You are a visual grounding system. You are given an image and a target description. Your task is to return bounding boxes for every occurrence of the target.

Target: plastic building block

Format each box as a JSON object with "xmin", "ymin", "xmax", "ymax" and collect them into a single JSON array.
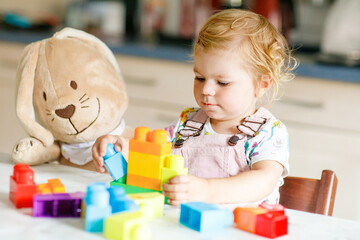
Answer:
[
  {"xmin": 129, "ymin": 127, "xmax": 171, "ymax": 156},
  {"xmin": 179, "ymin": 202, "xmax": 234, "ymax": 232},
  {"xmin": 33, "ymin": 192, "xmax": 85, "ymax": 217},
  {"xmin": 233, "ymin": 204, "xmax": 288, "ymax": 238},
  {"xmin": 256, "ymin": 211, "xmax": 288, "ymax": 238},
  {"xmin": 108, "ymin": 186, "xmax": 139, "ymax": 214},
  {"xmin": 37, "ymin": 178, "xmax": 66, "ymax": 194},
  {"xmin": 128, "ymin": 192, "xmax": 164, "ymax": 219},
  {"xmin": 9, "ymin": 163, "xmax": 37, "ymax": 208},
  {"xmin": 127, "ymin": 173, "xmax": 162, "ymax": 191},
  {"xmin": 84, "ymin": 182, "xmax": 112, "ymax": 232},
  {"xmin": 127, "ymin": 127, "xmax": 173, "ymax": 191},
  {"xmin": 103, "ymin": 143, "xmax": 127, "ymax": 181},
  {"xmin": 160, "ymin": 155, "xmax": 188, "ymax": 190},
  {"xmin": 104, "ymin": 211, "xmax": 151, "ymax": 240},
  {"xmin": 127, "ymin": 151, "xmax": 165, "ymax": 179},
  {"xmin": 233, "ymin": 207, "xmax": 267, "ymax": 233},
  {"xmin": 111, "ymin": 181, "xmax": 159, "ymax": 194},
  {"xmin": 259, "ymin": 202, "xmax": 286, "ymax": 214}
]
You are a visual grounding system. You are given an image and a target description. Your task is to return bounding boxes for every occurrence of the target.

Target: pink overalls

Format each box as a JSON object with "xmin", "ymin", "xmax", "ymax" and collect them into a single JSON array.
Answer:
[{"xmin": 172, "ymin": 108, "xmax": 271, "ymax": 179}]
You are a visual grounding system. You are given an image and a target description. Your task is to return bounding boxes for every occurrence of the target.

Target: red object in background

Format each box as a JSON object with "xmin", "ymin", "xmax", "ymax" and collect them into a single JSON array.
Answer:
[
  {"xmin": 9, "ymin": 163, "xmax": 37, "ymax": 208},
  {"xmin": 253, "ymin": 0, "xmax": 281, "ymax": 30},
  {"xmin": 256, "ymin": 211, "xmax": 288, "ymax": 238}
]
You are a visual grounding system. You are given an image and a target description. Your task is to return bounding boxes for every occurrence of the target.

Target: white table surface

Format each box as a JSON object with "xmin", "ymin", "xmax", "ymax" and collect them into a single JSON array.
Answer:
[{"xmin": 1, "ymin": 152, "xmax": 359, "ymax": 240}]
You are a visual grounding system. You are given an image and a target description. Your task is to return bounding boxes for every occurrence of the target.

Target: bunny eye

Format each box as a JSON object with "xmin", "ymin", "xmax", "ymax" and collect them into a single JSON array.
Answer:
[
  {"xmin": 70, "ymin": 80, "xmax": 77, "ymax": 90},
  {"xmin": 43, "ymin": 92, "xmax": 47, "ymax": 101}
]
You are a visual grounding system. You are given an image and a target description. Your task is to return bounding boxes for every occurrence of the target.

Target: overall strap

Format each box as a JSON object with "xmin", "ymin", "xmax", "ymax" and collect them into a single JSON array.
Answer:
[
  {"xmin": 174, "ymin": 109, "xmax": 208, "ymax": 148},
  {"xmin": 237, "ymin": 107, "xmax": 271, "ymax": 137}
]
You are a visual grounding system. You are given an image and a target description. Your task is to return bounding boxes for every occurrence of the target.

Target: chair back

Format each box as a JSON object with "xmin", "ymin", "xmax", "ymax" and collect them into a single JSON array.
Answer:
[{"xmin": 279, "ymin": 170, "xmax": 338, "ymax": 216}]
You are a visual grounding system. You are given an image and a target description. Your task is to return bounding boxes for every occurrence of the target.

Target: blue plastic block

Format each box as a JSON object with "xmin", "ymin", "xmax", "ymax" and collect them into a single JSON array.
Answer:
[
  {"xmin": 84, "ymin": 182, "xmax": 112, "ymax": 232},
  {"xmin": 179, "ymin": 202, "xmax": 234, "ymax": 232},
  {"xmin": 108, "ymin": 186, "xmax": 139, "ymax": 214},
  {"xmin": 104, "ymin": 144, "xmax": 127, "ymax": 181}
]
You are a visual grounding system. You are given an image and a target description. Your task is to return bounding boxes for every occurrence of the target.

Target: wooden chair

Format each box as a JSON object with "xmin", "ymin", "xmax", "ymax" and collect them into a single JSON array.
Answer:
[{"xmin": 279, "ymin": 169, "xmax": 338, "ymax": 216}]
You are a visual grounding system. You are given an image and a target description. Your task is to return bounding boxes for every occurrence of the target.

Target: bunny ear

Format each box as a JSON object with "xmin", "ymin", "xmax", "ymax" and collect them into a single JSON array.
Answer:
[
  {"xmin": 16, "ymin": 41, "xmax": 54, "ymax": 147},
  {"xmin": 53, "ymin": 27, "xmax": 121, "ymax": 74}
]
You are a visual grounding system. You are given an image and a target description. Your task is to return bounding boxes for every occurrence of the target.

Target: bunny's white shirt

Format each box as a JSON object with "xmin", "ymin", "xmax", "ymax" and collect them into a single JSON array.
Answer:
[{"xmin": 60, "ymin": 119, "xmax": 125, "ymax": 165}]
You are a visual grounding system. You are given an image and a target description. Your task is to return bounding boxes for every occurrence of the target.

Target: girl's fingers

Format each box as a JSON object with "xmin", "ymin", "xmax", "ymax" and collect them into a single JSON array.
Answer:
[
  {"xmin": 164, "ymin": 191, "xmax": 188, "ymax": 202},
  {"xmin": 162, "ymin": 183, "xmax": 188, "ymax": 192},
  {"xmin": 167, "ymin": 175, "xmax": 190, "ymax": 184},
  {"xmin": 168, "ymin": 199, "xmax": 186, "ymax": 206}
]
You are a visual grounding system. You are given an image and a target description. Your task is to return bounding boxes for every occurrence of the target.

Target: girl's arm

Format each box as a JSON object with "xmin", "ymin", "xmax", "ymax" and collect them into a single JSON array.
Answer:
[{"xmin": 162, "ymin": 160, "xmax": 283, "ymax": 205}]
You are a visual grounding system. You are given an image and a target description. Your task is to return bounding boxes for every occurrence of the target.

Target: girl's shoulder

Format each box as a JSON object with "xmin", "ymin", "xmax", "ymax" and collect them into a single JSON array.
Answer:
[{"xmin": 179, "ymin": 107, "xmax": 202, "ymax": 124}]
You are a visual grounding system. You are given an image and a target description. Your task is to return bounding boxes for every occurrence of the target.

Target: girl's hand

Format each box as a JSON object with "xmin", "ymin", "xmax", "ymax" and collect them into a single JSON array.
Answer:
[
  {"xmin": 162, "ymin": 175, "xmax": 209, "ymax": 206},
  {"xmin": 91, "ymin": 134, "xmax": 124, "ymax": 173}
]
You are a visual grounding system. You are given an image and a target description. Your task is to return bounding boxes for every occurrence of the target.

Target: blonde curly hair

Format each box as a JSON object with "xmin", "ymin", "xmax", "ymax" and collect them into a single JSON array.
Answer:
[{"xmin": 194, "ymin": 9, "xmax": 297, "ymax": 104}]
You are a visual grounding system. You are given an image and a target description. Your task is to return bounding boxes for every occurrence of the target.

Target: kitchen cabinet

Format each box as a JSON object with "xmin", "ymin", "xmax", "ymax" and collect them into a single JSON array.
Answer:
[{"xmin": 1, "ymin": 41, "xmax": 360, "ymax": 221}]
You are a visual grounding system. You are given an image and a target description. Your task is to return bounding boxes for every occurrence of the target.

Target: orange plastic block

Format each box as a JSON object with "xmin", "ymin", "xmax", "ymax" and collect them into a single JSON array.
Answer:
[
  {"xmin": 37, "ymin": 178, "xmax": 66, "ymax": 194},
  {"xmin": 127, "ymin": 151, "xmax": 167, "ymax": 179},
  {"xmin": 127, "ymin": 174, "xmax": 161, "ymax": 191},
  {"xmin": 233, "ymin": 207, "xmax": 267, "ymax": 233},
  {"xmin": 129, "ymin": 127, "xmax": 171, "ymax": 156}
]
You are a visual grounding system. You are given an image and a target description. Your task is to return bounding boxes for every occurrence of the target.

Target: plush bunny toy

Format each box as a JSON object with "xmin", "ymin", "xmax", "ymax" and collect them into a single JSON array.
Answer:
[{"xmin": 12, "ymin": 27, "xmax": 129, "ymax": 169}]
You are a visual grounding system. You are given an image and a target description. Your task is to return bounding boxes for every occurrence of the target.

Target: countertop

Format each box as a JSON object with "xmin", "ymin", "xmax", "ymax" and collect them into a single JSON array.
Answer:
[
  {"xmin": 1, "ymin": 153, "xmax": 360, "ymax": 240},
  {"xmin": 1, "ymin": 29, "xmax": 359, "ymax": 83}
]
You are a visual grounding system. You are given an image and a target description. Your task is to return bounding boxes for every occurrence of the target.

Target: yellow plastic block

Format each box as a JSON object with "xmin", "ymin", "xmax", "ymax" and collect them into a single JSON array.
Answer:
[
  {"xmin": 127, "ymin": 151, "xmax": 167, "ymax": 179},
  {"xmin": 127, "ymin": 174, "xmax": 161, "ymax": 191},
  {"xmin": 129, "ymin": 127, "xmax": 172, "ymax": 156},
  {"xmin": 37, "ymin": 183, "xmax": 52, "ymax": 194},
  {"xmin": 104, "ymin": 211, "xmax": 151, "ymax": 240},
  {"xmin": 233, "ymin": 207, "xmax": 268, "ymax": 233},
  {"xmin": 160, "ymin": 155, "xmax": 188, "ymax": 190},
  {"xmin": 128, "ymin": 192, "xmax": 164, "ymax": 219},
  {"xmin": 48, "ymin": 178, "xmax": 66, "ymax": 193},
  {"xmin": 37, "ymin": 178, "xmax": 66, "ymax": 194}
]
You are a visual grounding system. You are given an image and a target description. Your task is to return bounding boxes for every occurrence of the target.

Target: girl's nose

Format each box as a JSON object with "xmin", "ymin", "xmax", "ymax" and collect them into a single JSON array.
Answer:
[{"xmin": 202, "ymin": 81, "xmax": 216, "ymax": 96}]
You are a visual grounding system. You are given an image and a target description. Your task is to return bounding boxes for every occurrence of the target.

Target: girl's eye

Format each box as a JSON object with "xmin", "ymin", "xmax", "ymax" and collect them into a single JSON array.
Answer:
[
  {"xmin": 195, "ymin": 76, "xmax": 205, "ymax": 81},
  {"xmin": 217, "ymin": 81, "xmax": 230, "ymax": 86}
]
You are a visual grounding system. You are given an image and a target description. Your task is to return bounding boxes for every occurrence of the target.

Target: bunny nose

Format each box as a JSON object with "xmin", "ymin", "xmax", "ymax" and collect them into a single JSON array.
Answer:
[{"xmin": 55, "ymin": 104, "xmax": 75, "ymax": 119}]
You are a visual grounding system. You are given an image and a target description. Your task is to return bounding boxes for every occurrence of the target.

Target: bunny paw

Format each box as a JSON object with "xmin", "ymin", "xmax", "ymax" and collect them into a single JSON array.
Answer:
[{"xmin": 12, "ymin": 137, "xmax": 60, "ymax": 165}]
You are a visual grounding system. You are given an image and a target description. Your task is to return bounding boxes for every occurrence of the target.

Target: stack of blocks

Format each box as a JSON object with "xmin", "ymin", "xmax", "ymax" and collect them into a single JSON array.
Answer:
[
  {"xmin": 233, "ymin": 203, "xmax": 288, "ymax": 238},
  {"xmin": 84, "ymin": 182, "xmax": 164, "ymax": 240},
  {"xmin": 110, "ymin": 127, "xmax": 188, "ymax": 198}
]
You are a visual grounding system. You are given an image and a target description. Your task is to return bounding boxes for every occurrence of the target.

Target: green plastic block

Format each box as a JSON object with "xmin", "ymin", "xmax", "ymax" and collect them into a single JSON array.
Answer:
[{"xmin": 111, "ymin": 181, "xmax": 158, "ymax": 194}]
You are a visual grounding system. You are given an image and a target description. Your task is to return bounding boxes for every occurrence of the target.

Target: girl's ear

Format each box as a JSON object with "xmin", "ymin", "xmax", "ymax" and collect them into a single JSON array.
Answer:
[{"xmin": 255, "ymin": 75, "xmax": 273, "ymax": 98}]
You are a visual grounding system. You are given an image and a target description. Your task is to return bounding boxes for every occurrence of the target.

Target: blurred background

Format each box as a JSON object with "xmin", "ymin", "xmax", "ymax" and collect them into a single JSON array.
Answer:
[
  {"xmin": 0, "ymin": 0, "xmax": 359, "ymax": 222},
  {"xmin": 0, "ymin": 0, "xmax": 359, "ymax": 66}
]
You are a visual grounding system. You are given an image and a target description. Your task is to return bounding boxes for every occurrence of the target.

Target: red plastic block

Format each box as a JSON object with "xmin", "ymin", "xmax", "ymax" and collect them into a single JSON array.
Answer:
[
  {"xmin": 9, "ymin": 163, "xmax": 38, "ymax": 208},
  {"xmin": 259, "ymin": 202, "xmax": 285, "ymax": 215},
  {"xmin": 256, "ymin": 212, "xmax": 288, "ymax": 238}
]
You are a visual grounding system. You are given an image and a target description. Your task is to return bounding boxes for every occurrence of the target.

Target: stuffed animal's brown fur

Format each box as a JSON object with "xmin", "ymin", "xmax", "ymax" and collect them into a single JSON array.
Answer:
[{"xmin": 12, "ymin": 28, "xmax": 131, "ymax": 169}]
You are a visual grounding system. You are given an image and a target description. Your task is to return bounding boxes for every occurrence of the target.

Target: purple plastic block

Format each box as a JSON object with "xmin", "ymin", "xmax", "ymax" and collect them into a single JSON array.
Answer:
[{"xmin": 33, "ymin": 192, "xmax": 85, "ymax": 217}]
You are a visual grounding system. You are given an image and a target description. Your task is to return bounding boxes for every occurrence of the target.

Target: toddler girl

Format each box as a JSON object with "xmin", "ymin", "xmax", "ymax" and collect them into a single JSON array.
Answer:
[{"xmin": 92, "ymin": 9, "xmax": 296, "ymax": 206}]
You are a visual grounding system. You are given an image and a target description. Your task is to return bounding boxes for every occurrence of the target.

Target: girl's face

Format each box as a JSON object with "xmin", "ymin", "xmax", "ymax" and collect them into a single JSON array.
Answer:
[{"xmin": 193, "ymin": 48, "xmax": 263, "ymax": 126}]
